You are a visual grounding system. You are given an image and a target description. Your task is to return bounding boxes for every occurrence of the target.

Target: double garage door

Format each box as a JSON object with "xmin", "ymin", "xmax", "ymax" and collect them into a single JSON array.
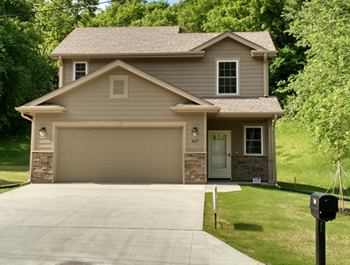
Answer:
[{"xmin": 56, "ymin": 128, "xmax": 182, "ymax": 183}]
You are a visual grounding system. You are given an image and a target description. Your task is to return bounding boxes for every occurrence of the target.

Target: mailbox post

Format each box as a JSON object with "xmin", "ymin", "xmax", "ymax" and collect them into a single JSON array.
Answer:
[{"xmin": 309, "ymin": 193, "xmax": 338, "ymax": 265}]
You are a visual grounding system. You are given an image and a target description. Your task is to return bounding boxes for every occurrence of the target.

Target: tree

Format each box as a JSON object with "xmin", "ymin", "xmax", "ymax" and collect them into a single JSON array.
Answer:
[
  {"xmin": 286, "ymin": 0, "xmax": 350, "ymax": 209},
  {"xmin": 0, "ymin": 0, "xmax": 57, "ymax": 136},
  {"xmin": 34, "ymin": 0, "xmax": 99, "ymax": 54}
]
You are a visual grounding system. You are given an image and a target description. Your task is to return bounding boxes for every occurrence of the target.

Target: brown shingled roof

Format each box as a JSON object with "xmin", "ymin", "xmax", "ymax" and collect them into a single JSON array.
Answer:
[
  {"xmin": 204, "ymin": 97, "xmax": 283, "ymax": 116},
  {"xmin": 50, "ymin": 26, "xmax": 276, "ymax": 57}
]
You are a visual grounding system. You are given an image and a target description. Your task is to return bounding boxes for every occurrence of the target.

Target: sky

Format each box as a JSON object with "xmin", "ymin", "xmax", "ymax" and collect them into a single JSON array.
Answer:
[{"xmin": 99, "ymin": 0, "xmax": 181, "ymax": 10}]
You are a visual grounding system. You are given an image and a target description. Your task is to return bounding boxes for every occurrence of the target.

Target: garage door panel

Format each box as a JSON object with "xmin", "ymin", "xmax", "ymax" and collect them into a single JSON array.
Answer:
[
  {"xmin": 119, "ymin": 170, "xmax": 135, "ymax": 181},
  {"xmin": 167, "ymin": 129, "xmax": 182, "ymax": 139},
  {"xmin": 88, "ymin": 154, "xmax": 104, "ymax": 167},
  {"xmin": 167, "ymin": 155, "xmax": 182, "ymax": 167},
  {"xmin": 167, "ymin": 141, "xmax": 182, "ymax": 152},
  {"xmin": 72, "ymin": 128, "xmax": 88, "ymax": 139},
  {"xmin": 104, "ymin": 156, "xmax": 118, "ymax": 166},
  {"xmin": 89, "ymin": 128, "xmax": 104, "ymax": 138},
  {"xmin": 75, "ymin": 155, "xmax": 89, "ymax": 167},
  {"xmin": 71, "ymin": 142, "xmax": 87, "ymax": 153},
  {"xmin": 136, "ymin": 141, "xmax": 150, "ymax": 153},
  {"xmin": 58, "ymin": 142, "xmax": 72, "ymax": 153},
  {"xmin": 151, "ymin": 142, "xmax": 166, "ymax": 153},
  {"xmin": 56, "ymin": 128, "xmax": 182, "ymax": 183},
  {"xmin": 135, "ymin": 155, "xmax": 151, "ymax": 166},
  {"xmin": 120, "ymin": 141, "xmax": 135, "ymax": 153},
  {"xmin": 58, "ymin": 155, "xmax": 72, "ymax": 167},
  {"xmin": 135, "ymin": 170, "xmax": 151, "ymax": 181},
  {"xmin": 119, "ymin": 129, "xmax": 135, "ymax": 139},
  {"xmin": 168, "ymin": 170, "xmax": 181, "ymax": 182},
  {"xmin": 151, "ymin": 155, "xmax": 166, "ymax": 166},
  {"xmin": 88, "ymin": 142, "xmax": 104, "ymax": 153}
]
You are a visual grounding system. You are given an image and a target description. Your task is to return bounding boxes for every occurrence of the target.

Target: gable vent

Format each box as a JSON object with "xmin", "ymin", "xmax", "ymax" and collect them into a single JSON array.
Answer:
[
  {"xmin": 110, "ymin": 75, "xmax": 128, "ymax": 98},
  {"xmin": 113, "ymin": 80, "xmax": 125, "ymax": 95}
]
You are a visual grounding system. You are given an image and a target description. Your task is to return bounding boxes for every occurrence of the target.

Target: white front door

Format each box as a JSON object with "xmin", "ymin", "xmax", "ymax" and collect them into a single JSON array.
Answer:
[{"xmin": 208, "ymin": 131, "xmax": 231, "ymax": 179}]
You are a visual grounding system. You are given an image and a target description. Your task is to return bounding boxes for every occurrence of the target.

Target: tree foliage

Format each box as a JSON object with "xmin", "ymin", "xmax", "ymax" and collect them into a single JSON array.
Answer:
[
  {"xmin": 34, "ymin": 0, "xmax": 99, "ymax": 54},
  {"xmin": 286, "ymin": 0, "xmax": 350, "ymax": 163},
  {"xmin": 0, "ymin": 0, "xmax": 57, "ymax": 136}
]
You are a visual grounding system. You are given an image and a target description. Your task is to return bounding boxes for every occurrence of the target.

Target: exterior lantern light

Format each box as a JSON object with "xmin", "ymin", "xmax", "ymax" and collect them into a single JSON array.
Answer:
[
  {"xmin": 39, "ymin": 127, "xmax": 46, "ymax": 136},
  {"xmin": 192, "ymin": 127, "xmax": 198, "ymax": 137}
]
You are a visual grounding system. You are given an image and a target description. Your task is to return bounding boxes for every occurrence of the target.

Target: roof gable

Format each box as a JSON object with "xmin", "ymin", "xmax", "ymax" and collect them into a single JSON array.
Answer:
[
  {"xmin": 191, "ymin": 31, "xmax": 268, "ymax": 52},
  {"xmin": 24, "ymin": 60, "xmax": 211, "ymax": 107},
  {"xmin": 49, "ymin": 26, "xmax": 276, "ymax": 58}
]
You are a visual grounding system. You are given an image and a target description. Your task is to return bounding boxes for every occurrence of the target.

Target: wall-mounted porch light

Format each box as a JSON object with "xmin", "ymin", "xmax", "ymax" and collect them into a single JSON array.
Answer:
[
  {"xmin": 192, "ymin": 127, "xmax": 198, "ymax": 137},
  {"xmin": 39, "ymin": 127, "xmax": 46, "ymax": 137}
]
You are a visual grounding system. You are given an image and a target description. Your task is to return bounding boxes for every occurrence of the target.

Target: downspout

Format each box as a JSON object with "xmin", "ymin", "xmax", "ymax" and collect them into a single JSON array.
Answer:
[
  {"xmin": 273, "ymin": 114, "xmax": 278, "ymax": 185},
  {"xmin": 263, "ymin": 53, "xmax": 269, "ymax": 97},
  {"xmin": 59, "ymin": 56, "xmax": 64, "ymax": 88}
]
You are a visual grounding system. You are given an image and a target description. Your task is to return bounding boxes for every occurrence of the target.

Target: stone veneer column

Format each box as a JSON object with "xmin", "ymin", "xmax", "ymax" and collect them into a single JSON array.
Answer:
[
  {"xmin": 231, "ymin": 156, "xmax": 269, "ymax": 182},
  {"xmin": 31, "ymin": 152, "xmax": 53, "ymax": 182},
  {"xmin": 184, "ymin": 153, "xmax": 207, "ymax": 184}
]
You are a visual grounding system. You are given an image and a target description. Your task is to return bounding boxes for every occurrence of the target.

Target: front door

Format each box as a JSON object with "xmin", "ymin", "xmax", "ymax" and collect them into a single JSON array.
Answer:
[{"xmin": 208, "ymin": 131, "xmax": 231, "ymax": 179}]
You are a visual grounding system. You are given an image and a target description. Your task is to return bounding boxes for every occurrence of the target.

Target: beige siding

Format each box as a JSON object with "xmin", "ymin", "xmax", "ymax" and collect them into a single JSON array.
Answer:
[
  {"xmin": 207, "ymin": 118, "xmax": 269, "ymax": 156},
  {"xmin": 35, "ymin": 68, "xmax": 204, "ymax": 152},
  {"xmin": 62, "ymin": 38, "xmax": 264, "ymax": 96}
]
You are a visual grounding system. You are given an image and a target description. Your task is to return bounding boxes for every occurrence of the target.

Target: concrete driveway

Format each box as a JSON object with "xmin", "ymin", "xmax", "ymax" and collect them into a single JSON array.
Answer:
[{"xmin": 0, "ymin": 184, "xmax": 262, "ymax": 265}]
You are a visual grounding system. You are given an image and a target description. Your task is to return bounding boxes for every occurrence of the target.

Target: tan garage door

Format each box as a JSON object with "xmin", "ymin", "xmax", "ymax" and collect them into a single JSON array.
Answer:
[{"xmin": 56, "ymin": 128, "xmax": 182, "ymax": 183}]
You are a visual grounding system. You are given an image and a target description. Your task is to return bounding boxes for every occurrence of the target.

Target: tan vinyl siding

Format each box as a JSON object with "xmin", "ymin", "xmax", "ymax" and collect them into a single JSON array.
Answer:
[
  {"xmin": 62, "ymin": 38, "xmax": 264, "ymax": 96},
  {"xmin": 35, "ymin": 68, "xmax": 204, "ymax": 152},
  {"xmin": 207, "ymin": 118, "xmax": 269, "ymax": 156}
]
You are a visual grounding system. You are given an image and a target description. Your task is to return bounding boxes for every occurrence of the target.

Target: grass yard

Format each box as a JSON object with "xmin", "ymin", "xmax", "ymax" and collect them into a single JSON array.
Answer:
[
  {"xmin": 204, "ymin": 119, "xmax": 350, "ymax": 265},
  {"xmin": 0, "ymin": 136, "xmax": 30, "ymax": 186},
  {"xmin": 204, "ymin": 186, "xmax": 350, "ymax": 265}
]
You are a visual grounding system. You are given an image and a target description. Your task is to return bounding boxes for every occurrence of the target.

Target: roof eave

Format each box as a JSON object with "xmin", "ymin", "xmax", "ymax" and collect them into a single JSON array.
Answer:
[
  {"xmin": 215, "ymin": 111, "xmax": 284, "ymax": 118},
  {"xmin": 15, "ymin": 106, "xmax": 66, "ymax": 114},
  {"xmin": 171, "ymin": 106, "xmax": 221, "ymax": 113},
  {"xmin": 251, "ymin": 50, "xmax": 277, "ymax": 58},
  {"xmin": 49, "ymin": 51, "xmax": 206, "ymax": 60}
]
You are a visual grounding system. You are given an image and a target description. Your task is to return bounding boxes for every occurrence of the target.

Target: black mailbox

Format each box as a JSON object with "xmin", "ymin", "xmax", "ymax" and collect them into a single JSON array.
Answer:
[{"xmin": 310, "ymin": 193, "xmax": 338, "ymax": 221}]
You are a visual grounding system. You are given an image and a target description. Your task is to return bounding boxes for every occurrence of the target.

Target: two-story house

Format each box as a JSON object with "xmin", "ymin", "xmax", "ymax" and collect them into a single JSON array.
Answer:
[{"xmin": 16, "ymin": 26, "xmax": 283, "ymax": 184}]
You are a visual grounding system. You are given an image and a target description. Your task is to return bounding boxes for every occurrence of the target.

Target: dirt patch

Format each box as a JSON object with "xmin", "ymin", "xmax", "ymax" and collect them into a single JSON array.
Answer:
[{"xmin": 339, "ymin": 208, "xmax": 350, "ymax": 216}]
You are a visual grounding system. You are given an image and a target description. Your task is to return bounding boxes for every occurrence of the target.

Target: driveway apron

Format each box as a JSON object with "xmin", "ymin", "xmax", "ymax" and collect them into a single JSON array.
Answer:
[{"xmin": 0, "ymin": 184, "xmax": 262, "ymax": 265}]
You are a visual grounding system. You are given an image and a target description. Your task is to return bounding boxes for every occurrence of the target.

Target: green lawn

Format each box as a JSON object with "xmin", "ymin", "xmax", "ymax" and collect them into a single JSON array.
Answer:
[
  {"xmin": 0, "ymin": 136, "xmax": 30, "ymax": 186},
  {"xmin": 204, "ymin": 119, "xmax": 350, "ymax": 265},
  {"xmin": 204, "ymin": 186, "xmax": 350, "ymax": 265}
]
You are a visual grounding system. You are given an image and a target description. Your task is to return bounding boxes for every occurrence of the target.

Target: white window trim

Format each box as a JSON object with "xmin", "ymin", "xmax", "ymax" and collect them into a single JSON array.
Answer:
[
  {"xmin": 109, "ymin": 75, "xmax": 128, "ymax": 98},
  {"xmin": 73, "ymin": 61, "xmax": 88, "ymax": 81},
  {"xmin": 216, "ymin": 59, "xmax": 240, "ymax": 96},
  {"xmin": 244, "ymin": 126, "xmax": 263, "ymax": 156}
]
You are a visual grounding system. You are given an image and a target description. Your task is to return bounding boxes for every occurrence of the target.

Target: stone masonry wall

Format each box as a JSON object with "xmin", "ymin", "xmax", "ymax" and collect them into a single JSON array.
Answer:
[
  {"xmin": 232, "ymin": 156, "xmax": 268, "ymax": 182},
  {"xmin": 184, "ymin": 153, "xmax": 206, "ymax": 183},
  {"xmin": 31, "ymin": 152, "xmax": 53, "ymax": 182}
]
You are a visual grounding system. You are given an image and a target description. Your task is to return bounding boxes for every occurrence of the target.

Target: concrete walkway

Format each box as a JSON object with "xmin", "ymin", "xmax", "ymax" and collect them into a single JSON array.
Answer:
[{"xmin": 0, "ymin": 184, "xmax": 262, "ymax": 265}]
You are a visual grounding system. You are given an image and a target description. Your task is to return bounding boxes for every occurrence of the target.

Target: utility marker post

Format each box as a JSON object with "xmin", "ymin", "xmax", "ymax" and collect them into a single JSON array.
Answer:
[{"xmin": 213, "ymin": 184, "xmax": 217, "ymax": 229}]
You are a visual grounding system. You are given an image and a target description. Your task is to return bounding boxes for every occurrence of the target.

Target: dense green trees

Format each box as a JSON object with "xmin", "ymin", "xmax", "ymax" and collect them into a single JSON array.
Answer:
[
  {"xmin": 286, "ymin": 0, "xmax": 350, "ymax": 163},
  {"xmin": 0, "ymin": 0, "xmax": 57, "ymax": 136}
]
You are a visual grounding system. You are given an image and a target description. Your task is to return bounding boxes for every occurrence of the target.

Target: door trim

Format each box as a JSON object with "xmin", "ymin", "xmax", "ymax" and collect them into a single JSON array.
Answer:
[{"xmin": 208, "ymin": 130, "xmax": 232, "ymax": 179}]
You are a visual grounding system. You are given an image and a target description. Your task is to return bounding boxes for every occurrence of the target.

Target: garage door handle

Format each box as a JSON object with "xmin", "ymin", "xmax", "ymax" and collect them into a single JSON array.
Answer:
[{"xmin": 227, "ymin": 153, "xmax": 231, "ymax": 157}]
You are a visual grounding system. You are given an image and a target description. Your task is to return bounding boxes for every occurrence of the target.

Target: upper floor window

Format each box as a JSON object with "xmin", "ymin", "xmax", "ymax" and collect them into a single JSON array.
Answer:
[
  {"xmin": 244, "ymin": 126, "xmax": 263, "ymax": 155},
  {"xmin": 74, "ymin": 62, "xmax": 88, "ymax": 80},
  {"xmin": 217, "ymin": 60, "xmax": 238, "ymax": 95}
]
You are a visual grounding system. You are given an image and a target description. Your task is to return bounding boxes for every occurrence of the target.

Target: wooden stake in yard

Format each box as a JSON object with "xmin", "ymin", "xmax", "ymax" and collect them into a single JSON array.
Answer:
[
  {"xmin": 294, "ymin": 177, "xmax": 297, "ymax": 187},
  {"xmin": 213, "ymin": 184, "xmax": 217, "ymax": 229}
]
